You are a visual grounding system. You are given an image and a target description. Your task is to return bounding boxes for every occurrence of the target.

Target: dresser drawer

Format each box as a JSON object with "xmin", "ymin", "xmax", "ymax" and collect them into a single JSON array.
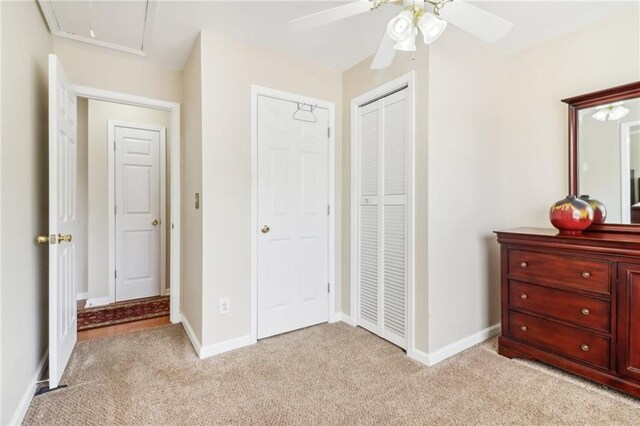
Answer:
[
  {"xmin": 509, "ymin": 281, "xmax": 611, "ymax": 332},
  {"xmin": 508, "ymin": 249, "xmax": 611, "ymax": 294},
  {"xmin": 509, "ymin": 311, "xmax": 610, "ymax": 369}
]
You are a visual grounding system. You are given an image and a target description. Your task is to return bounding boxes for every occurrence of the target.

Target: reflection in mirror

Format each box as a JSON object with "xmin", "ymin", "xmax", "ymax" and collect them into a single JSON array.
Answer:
[{"xmin": 578, "ymin": 97, "xmax": 640, "ymax": 224}]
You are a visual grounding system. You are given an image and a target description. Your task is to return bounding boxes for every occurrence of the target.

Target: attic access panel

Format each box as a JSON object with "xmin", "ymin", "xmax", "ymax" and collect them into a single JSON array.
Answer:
[{"xmin": 39, "ymin": 0, "xmax": 151, "ymax": 56}]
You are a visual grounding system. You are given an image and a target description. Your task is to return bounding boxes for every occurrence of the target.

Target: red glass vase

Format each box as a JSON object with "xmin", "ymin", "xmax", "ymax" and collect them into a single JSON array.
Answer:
[
  {"xmin": 549, "ymin": 195, "xmax": 594, "ymax": 235},
  {"xmin": 579, "ymin": 195, "xmax": 607, "ymax": 224}
]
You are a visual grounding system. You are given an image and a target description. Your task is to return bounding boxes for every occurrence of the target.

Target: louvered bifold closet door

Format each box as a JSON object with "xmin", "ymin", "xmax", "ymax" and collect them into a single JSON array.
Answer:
[
  {"xmin": 357, "ymin": 88, "xmax": 408, "ymax": 349},
  {"xmin": 358, "ymin": 101, "xmax": 381, "ymax": 333},
  {"xmin": 381, "ymin": 90, "xmax": 408, "ymax": 349}
]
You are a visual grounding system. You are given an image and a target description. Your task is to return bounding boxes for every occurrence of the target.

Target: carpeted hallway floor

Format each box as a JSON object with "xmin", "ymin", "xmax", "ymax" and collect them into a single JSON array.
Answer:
[{"xmin": 23, "ymin": 322, "xmax": 639, "ymax": 425}]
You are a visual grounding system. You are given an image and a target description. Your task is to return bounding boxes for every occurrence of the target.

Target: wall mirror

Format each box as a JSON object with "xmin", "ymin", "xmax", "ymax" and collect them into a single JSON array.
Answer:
[{"xmin": 563, "ymin": 81, "xmax": 640, "ymax": 230}]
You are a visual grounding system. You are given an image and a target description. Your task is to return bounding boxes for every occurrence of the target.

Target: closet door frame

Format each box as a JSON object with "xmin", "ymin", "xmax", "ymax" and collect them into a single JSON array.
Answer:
[{"xmin": 350, "ymin": 72, "xmax": 415, "ymax": 351}]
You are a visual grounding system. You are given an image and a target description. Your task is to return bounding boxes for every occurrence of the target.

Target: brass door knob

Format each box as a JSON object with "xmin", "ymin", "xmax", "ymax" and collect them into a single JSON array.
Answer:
[
  {"xmin": 36, "ymin": 235, "xmax": 53, "ymax": 244},
  {"xmin": 520, "ymin": 325, "xmax": 528, "ymax": 332},
  {"xmin": 581, "ymin": 308, "xmax": 590, "ymax": 315},
  {"xmin": 581, "ymin": 271, "xmax": 591, "ymax": 278},
  {"xmin": 520, "ymin": 262, "xmax": 528, "ymax": 268},
  {"xmin": 152, "ymin": 219, "xmax": 159, "ymax": 226},
  {"xmin": 261, "ymin": 225, "xmax": 271, "ymax": 234},
  {"xmin": 520, "ymin": 293, "xmax": 528, "ymax": 300},
  {"xmin": 57, "ymin": 234, "xmax": 72, "ymax": 243},
  {"xmin": 581, "ymin": 344, "xmax": 590, "ymax": 352}
]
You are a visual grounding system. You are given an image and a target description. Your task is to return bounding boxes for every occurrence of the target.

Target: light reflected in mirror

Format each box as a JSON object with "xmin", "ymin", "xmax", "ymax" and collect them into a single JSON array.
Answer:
[{"xmin": 578, "ymin": 97, "xmax": 640, "ymax": 224}]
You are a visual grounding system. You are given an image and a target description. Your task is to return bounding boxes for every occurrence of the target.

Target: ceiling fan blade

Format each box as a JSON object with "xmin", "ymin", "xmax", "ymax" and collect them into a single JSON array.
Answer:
[
  {"xmin": 370, "ymin": 33, "xmax": 396, "ymax": 70},
  {"xmin": 438, "ymin": 0, "xmax": 513, "ymax": 43},
  {"xmin": 290, "ymin": 1, "xmax": 373, "ymax": 31}
]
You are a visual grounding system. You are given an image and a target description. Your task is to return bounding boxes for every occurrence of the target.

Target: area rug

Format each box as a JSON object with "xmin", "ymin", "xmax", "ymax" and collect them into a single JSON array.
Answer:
[
  {"xmin": 77, "ymin": 296, "xmax": 170, "ymax": 330},
  {"xmin": 23, "ymin": 322, "xmax": 640, "ymax": 425}
]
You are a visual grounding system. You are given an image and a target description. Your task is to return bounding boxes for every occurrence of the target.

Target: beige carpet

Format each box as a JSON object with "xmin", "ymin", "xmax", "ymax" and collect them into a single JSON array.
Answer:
[{"xmin": 24, "ymin": 323, "xmax": 639, "ymax": 425}]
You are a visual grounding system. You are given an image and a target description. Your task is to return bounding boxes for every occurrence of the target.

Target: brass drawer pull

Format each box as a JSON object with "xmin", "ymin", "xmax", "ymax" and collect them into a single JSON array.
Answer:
[
  {"xmin": 581, "ymin": 308, "xmax": 590, "ymax": 315},
  {"xmin": 520, "ymin": 293, "xmax": 528, "ymax": 300},
  {"xmin": 581, "ymin": 271, "xmax": 591, "ymax": 278},
  {"xmin": 520, "ymin": 325, "xmax": 528, "ymax": 332},
  {"xmin": 581, "ymin": 344, "xmax": 590, "ymax": 352},
  {"xmin": 520, "ymin": 261, "xmax": 528, "ymax": 268}
]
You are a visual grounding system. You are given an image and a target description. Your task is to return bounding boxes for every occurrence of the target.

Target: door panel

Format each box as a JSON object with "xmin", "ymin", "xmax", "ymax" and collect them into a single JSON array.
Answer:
[
  {"xmin": 618, "ymin": 263, "xmax": 640, "ymax": 381},
  {"xmin": 257, "ymin": 95, "xmax": 329, "ymax": 339},
  {"xmin": 48, "ymin": 54, "xmax": 78, "ymax": 389},
  {"xmin": 115, "ymin": 126, "xmax": 161, "ymax": 302}
]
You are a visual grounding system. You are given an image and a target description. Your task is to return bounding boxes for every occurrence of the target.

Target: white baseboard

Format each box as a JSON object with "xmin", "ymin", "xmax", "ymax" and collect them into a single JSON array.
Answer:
[
  {"xmin": 337, "ymin": 312, "xmax": 355, "ymax": 326},
  {"xmin": 416, "ymin": 323, "xmax": 501, "ymax": 367},
  {"xmin": 328, "ymin": 311, "xmax": 341, "ymax": 323},
  {"xmin": 199, "ymin": 334, "xmax": 253, "ymax": 359},
  {"xmin": 75, "ymin": 292, "xmax": 89, "ymax": 301},
  {"xmin": 84, "ymin": 296, "xmax": 110, "ymax": 308},
  {"xmin": 9, "ymin": 350, "xmax": 48, "ymax": 426},
  {"xmin": 407, "ymin": 347, "xmax": 430, "ymax": 366},
  {"xmin": 180, "ymin": 314, "xmax": 202, "ymax": 356}
]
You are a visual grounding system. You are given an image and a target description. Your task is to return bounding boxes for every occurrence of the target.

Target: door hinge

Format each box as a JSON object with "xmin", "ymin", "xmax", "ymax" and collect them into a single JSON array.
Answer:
[
  {"xmin": 327, "ymin": 127, "xmax": 331, "ymax": 138},
  {"xmin": 328, "ymin": 282, "xmax": 330, "ymax": 293},
  {"xmin": 114, "ymin": 141, "xmax": 116, "ymax": 151},
  {"xmin": 327, "ymin": 205, "xmax": 330, "ymax": 216},
  {"xmin": 115, "ymin": 270, "xmax": 117, "ymax": 279},
  {"xmin": 114, "ymin": 205, "xmax": 117, "ymax": 215}
]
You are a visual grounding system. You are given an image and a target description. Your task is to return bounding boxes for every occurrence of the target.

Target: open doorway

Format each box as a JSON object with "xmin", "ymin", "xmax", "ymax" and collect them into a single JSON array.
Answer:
[{"xmin": 75, "ymin": 98, "xmax": 172, "ymax": 329}]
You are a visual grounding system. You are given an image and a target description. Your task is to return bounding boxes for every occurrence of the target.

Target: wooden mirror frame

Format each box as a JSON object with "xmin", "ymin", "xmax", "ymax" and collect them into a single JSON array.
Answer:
[{"xmin": 562, "ymin": 81, "xmax": 640, "ymax": 233}]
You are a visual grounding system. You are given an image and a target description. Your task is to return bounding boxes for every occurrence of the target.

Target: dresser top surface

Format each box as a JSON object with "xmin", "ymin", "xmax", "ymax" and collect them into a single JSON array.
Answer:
[{"xmin": 495, "ymin": 227, "xmax": 640, "ymax": 245}]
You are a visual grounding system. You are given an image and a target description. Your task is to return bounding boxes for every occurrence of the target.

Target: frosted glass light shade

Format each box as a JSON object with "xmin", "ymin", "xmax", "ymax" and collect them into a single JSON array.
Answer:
[
  {"xmin": 418, "ymin": 13, "xmax": 447, "ymax": 44},
  {"xmin": 608, "ymin": 105, "xmax": 629, "ymax": 121},
  {"xmin": 394, "ymin": 28, "xmax": 417, "ymax": 51},
  {"xmin": 592, "ymin": 103, "xmax": 630, "ymax": 121},
  {"xmin": 387, "ymin": 10, "xmax": 414, "ymax": 42}
]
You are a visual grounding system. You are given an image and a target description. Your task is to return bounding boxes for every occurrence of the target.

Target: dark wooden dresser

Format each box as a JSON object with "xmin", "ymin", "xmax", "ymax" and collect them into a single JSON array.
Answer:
[{"xmin": 496, "ymin": 228, "xmax": 640, "ymax": 397}]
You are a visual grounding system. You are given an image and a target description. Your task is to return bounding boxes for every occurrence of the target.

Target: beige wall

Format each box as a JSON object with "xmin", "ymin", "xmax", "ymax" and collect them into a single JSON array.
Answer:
[
  {"xmin": 502, "ymin": 10, "xmax": 640, "ymax": 230},
  {"xmin": 181, "ymin": 36, "xmax": 203, "ymax": 342},
  {"xmin": 199, "ymin": 32, "xmax": 343, "ymax": 347},
  {"xmin": 426, "ymin": 27, "xmax": 507, "ymax": 352},
  {"xmin": 0, "ymin": 1, "xmax": 51, "ymax": 423},
  {"xmin": 77, "ymin": 98, "xmax": 89, "ymax": 295},
  {"xmin": 87, "ymin": 99, "xmax": 171, "ymax": 300},
  {"xmin": 342, "ymin": 45, "xmax": 429, "ymax": 351},
  {"xmin": 52, "ymin": 38, "xmax": 182, "ymax": 103}
]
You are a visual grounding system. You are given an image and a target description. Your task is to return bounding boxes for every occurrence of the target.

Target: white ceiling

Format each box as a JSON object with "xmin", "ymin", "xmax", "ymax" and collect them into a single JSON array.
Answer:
[{"xmin": 44, "ymin": 1, "xmax": 639, "ymax": 72}]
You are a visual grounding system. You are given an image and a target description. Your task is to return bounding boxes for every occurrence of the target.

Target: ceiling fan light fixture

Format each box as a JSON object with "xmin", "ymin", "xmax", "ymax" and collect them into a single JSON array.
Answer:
[
  {"xmin": 387, "ymin": 10, "xmax": 415, "ymax": 42},
  {"xmin": 608, "ymin": 105, "xmax": 630, "ymax": 121},
  {"xmin": 418, "ymin": 12, "xmax": 447, "ymax": 44},
  {"xmin": 394, "ymin": 27, "xmax": 417, "ymax": 52},
  {"xmin": 592, "ymin": 102, "xmax": 630, "ymax": 121}
]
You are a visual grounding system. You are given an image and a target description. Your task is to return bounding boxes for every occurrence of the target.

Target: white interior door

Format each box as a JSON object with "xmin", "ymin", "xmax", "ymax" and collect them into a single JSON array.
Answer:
[
  {"xmin": 114, "ymin": 125, "xmax": 161, "ymax": 302},
  {"xmin": 48, "ymin": 54, "xmax": 78, "ymax": 389},
  {"xmin": 357, "ymin": 88, "xmax": 408, "ymax": 349},
  {"xmin": 257, "ymin": 95, "xmax": 329, "ymax": 339}
]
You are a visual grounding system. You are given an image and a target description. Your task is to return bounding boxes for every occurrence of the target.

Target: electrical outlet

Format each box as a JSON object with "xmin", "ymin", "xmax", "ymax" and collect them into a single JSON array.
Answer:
[{"xmin": 219, "ymin": 297, "xmax": 230, "ymax": 314}]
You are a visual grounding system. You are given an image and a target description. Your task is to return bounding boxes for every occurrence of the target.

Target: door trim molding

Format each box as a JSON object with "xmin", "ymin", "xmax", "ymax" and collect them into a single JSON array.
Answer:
[
  {"xmin": 74, "ymin": 85, "xmax": 181, "ymax": 323},
  {"xmin": 350, "ymin": 72, "xmax": 415, "ymax": 352},
  {"xmin": 108, "ymin": 120, "xmax": 167, "ymax": 303},
  {"xmin": 250, "ymin": 85, "xmax": 337, "ymax": 344}
]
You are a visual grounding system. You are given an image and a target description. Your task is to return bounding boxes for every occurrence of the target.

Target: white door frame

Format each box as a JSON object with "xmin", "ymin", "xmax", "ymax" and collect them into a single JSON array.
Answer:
[
  {"xmin": 350, "ymin": 72, "xmax": 415, "ymax": 352},
  {"xmin": 620, "ymin": 120, "xmax": 640, "ymax": 223},
  {"xmin": 74, "ymin": 85, "xmax": 181, "ymax": 323},
  {"xmin": 108, "ymin": 120, "xmax": 167, "ymax": 302},
  {"xmin": 250, "ymin": 85, "xmax": 337, "ymax": 344}
]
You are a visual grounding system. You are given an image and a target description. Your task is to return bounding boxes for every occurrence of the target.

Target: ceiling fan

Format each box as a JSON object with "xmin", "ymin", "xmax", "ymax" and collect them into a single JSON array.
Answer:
[{"xmin": 290, "ymin": 0, "xmax": 514, "ymax": 70}]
